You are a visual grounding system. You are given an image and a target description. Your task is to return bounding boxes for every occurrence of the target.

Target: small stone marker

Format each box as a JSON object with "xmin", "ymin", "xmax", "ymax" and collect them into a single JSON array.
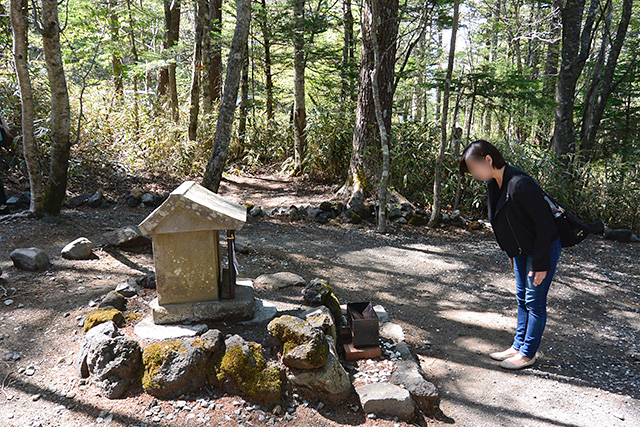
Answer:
[
  {"xmin": 355, "ymin": 382, "xmax": 415, "ymax": 420},
  {"xmin": 138, "ymin": 181, "xmax": 250, "ymax": 324}
]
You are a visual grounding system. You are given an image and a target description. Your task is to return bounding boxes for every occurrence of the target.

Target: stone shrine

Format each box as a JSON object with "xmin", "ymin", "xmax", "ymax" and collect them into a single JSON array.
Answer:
[{"xmin": 139, "ymin": 181, "xmax": 254, "ymax": 324}]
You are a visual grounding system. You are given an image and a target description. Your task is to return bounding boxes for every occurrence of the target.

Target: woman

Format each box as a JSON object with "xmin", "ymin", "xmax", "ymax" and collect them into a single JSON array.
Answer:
[{"xmin": 459, "ymin": 140, "xmax": 562, "ymax": 370}]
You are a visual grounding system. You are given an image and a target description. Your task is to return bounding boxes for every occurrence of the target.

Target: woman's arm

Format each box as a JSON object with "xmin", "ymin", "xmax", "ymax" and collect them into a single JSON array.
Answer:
[{"xmin": 513, "ymin": 177, "xmax": 558, "ymax": 272}]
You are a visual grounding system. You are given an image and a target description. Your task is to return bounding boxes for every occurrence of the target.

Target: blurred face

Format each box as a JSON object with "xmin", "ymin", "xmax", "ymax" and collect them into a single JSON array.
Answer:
[{"xmin": 466, "ymin": 154, "xmax": 496, "ymax": 182}]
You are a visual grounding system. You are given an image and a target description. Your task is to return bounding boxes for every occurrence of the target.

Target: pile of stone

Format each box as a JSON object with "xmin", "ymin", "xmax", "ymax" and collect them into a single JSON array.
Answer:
[
  {"xmin": 122, "ymin": 189, "xmax": 168, "ymax": 208},
  {"xmin": 267, "ymin": 312, "xmax": 352, "ymax": 403},
  {"xmin": 246, "ymin": 198, "xmax": 487, "ymax": 231}
]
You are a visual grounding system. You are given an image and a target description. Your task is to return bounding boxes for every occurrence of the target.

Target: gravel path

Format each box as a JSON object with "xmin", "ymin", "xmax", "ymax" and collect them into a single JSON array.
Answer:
[{"xmin": 0, "ymin": 173, "xmax": 638, "ymax": 426}]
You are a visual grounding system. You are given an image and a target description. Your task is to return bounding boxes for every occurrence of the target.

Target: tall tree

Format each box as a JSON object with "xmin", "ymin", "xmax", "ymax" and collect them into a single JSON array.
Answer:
[
  {"xmin": 10, "ymin": 0, "xmax": 44, "ymax": 213},
  {"xmin": 157, "ymin": 0, "xmax": 181, "ymax": 122},
  {"xmin": 259, "ymin": 0, "xmax": 274, "ymax": 123},
  {"xmin": 39, "ymin": 0, "xmax": 72, "ymax": 214},
  {"xmin": 188, "ymin": 0, "xmax": 207, "ymax": 141},
  {"xmin": 109, "ymin": 0, "xmax": 123, "ymax": 96},
  {"xmin": 341, "ymin": 0, "xmax": 355, "ymax": 100},
  {"xmin": 370, "ymin": 0, "xmax": 391, "ymax": 233},
  {"xmin": 552, "ymin": 0, "xmax": 599, "ymax": 159},
  {"xmin": 11, "ymin": 0, "xmax": 72, "ymax": 215},
  {"xmin": 292, "ymin": 0, "xmax": 307, "ymax": 171},
  {"xmin": 580, "ymin": 0, "xmax": 634, "ymax": 157},
  {"xmin": 202, "ymin": 0, "xmax": 252, "ymax": 192},
  {"xmin": 429, "ymin": 0, "xmax": 459, "ymax": 227},
  {"xmin": 339, "ymin": 0, "xmax": 398, "ymax": 203},
  {"xmin": 202, "ymin": 0, "xmax": 222, "ymax": 114}
]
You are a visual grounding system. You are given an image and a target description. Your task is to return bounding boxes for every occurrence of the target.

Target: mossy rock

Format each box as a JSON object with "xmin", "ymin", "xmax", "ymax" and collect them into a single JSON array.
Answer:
[
  {"xmin": 217, "ymin": 335, "xmax": 282, "ymax": 405},
  {"xmin": 141, "ymin": 336, "xmax": 215, "ymax": 400},
  {"xmin": 98, "ymin": 290, "xmax": 127, "ymax": 311},
  {"xmin": 84, "ymin": 308, "xmax": 125, "ymax": 332},
  {"xmin": 468, "ymin": 220, "xmax": 483, "ymax": 231},
  {"xmin": 408, "ymin": 214, "xmax": 428, "ymax": 226},
  {"xmin": 302, "ymin": 278, "xmax": 342, "ymax": 327},
  {"xmin": 345, "ymin": 210, "xmax": 363, "ymax": 224},
  {"xmin": 267, "ymin": 315, "xmax": 329, "ymax": 370}
]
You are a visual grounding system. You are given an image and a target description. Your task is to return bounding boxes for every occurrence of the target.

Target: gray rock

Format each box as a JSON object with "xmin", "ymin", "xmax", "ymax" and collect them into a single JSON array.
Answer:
[
  {"xmin": 380, "ymin": 322, "xmax": 405, "ymax": 343},
  {"xmin": 115, "ymin": 280, "xmax": 139, "ymax": 297},
  {"xmin": 347, "ymin": 191, "xmax": 366, "ymax": 213},
  {"xmin": 631, "ymin": 234, "xmax": 640, "ymax": 243},
  {"xmin": 77, "ymin": 321, "xmax": 120, "ymax": 378},
  {"xmin": 87, "ymin": 336, "xmax": 143, "ymax": 398},
  {"xmin": 390, "ymin": 362, "xmax": 438, "ymax": 414},
  {"xmin": 135, "ymin": 272, "xmax": 156, "ymax": 289},
  {"xmin": 65, "ymin": 193, "xmax": 92, "ymax": 209},
  {"xmin": 235, "ymin": 238, "xmax": 251, "ymax": 254},
  {"xmin": 355, "ymin": 383, "xmax": 415, "ymax": 421},
  {"xmin": 10, "ymin": 248, "xmax": 50, "ymax": 271},
  {"xmin": 299, "ymin": 306, "xmax": 337, "ymax": 342},
  {"xmin": 239, "ymin": 299, "xmax": 278, "ymax": 326},
  {"xmin": 604, "ymin": 228, "xmax": 634, "ymax": 243},
  {"xmin": 254, "ymin": 272, "xmax": 306, "ymax": 290},
  {"xmin": 140, "ymin": 193, "xmax": 156, "ymax": 206},
  {"xmin": 451, "ymin": 210, "xmax": 461, "ymax": 220},
  {"xmin": 87, "ymin": 192, "xmax": 104, "ymax": 208},
  {"xmin": 142, "ymin": 332, "xmax": 226, "ymax": 399},
  {"xmin": 103, "ymin": 225, "xmax": 150, "ymax": 248},
  {"xmin": 302, "ymin": 278, "xmax": 342, "ymax": 327},
  {"xmin": 99, "ymin": 291, "xmax": 127, "ymax": 311},
  {"xmin": 373, "ymin": 305, "xmax": 389, "ymax": 324},
  {"xmin": 267, "ymin": 315, "xmax": 329, "ymax": 370},
  {"xmin": 61, "ymin": 237, "xmax": 93, "ymax": 260},
  {"xmin": 287, "ymin": 337, "xmax": 352, "ymax": 403},
  {"xmin": 388, "ymin": 207, "xmax": 403, "ymax": 221},
  {"xmin": 307, "ymin": 207, "xmax": 324, "ymax": 221},
  {"xmin": 249, "ymin": 206, "xmax": 262, "ymax": 217}
]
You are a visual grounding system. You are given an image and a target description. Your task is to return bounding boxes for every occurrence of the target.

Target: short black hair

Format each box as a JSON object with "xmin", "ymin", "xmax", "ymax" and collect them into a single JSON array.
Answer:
[{"xmin": 459, "ymin": 139, "xmax": 506, "ymax": 175}]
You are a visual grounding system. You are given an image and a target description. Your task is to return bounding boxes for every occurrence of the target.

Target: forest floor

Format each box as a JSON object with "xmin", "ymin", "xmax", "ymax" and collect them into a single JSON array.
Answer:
[{"xmin": 0, "ymin": 171, "xmax": 639, "ymax": 427}]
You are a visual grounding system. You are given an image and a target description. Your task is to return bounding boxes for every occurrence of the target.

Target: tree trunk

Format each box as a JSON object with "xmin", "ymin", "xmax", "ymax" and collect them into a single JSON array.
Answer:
[
  {"xmin": 580, "ymin": 0, "xmax": 633, "ymax": 157},
  {"xmin": 369, "ymin": 0, "xmax": 392, "ymax": 233},
  {"xmin": 188, "ymin": 0, "xmax": 206, "ymax": 141},
  {"xmin": 125, "ymin": 0, "xmax": 140, "ymax": 131},
  {"xmin": 238, "ymin": 42, "xmax": 249, "ymax": 147},
  {"xmin": 293, "ymin": 0, "xmax": 307, "ymax": 171},
  {"xmin": 434, "ymin": 26, "xmax": 442, "ymax": 123},
  {"xmin": 109, "ymin": 0, "xmax": 123, "ymax": 96},
  {"xmin": 203, "ymin": 0, "xmax": 222, "ymax": 113},
  {"xmin": 338, "ymin": 0, "xmax": 398, "ymax": 202},
  {"xmin": 429, "ymin": 0, "xmax": 459, "ymax": 227},
  {"xmin": 158, "ymin": 0, "xmax": 181, "ymax": 122},
  {"xmin": 259, "ymin": 0, "xmax": 274, "ymax": 123},
  {"xmin": 341, "ymin": 0, "xmax": 355, "ymax": 101},
  {"xmin": 202, "ymin": 0, "xmax": 251, "ymax": 192},
  {"xmin": 552, "ymin": 0, "xmax": 599, "ymax": 159},
  {"xmin": 11, "ymin": 0, "xmax": 45, "ymax": 214},
  {"xmin": 39, "ymin": 0, "xmax": 71, "ymax": 215}
]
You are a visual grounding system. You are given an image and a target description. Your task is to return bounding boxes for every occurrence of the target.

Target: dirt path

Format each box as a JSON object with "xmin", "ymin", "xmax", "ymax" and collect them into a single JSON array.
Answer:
[{"xmin": 0, "ymin": 173, "xmax": 638, "ymax": 427}]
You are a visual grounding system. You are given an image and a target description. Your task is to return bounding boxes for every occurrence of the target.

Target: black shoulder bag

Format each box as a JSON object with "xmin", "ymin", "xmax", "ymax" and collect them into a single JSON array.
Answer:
[{"xmin": 542, "ymin": 193, "xmax": 603, "ymax": 248}]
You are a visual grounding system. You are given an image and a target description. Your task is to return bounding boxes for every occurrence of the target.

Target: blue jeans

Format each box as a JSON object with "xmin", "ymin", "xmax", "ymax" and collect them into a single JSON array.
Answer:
[{"xmin": 511, "ymin": 237, "xmax": 562, "ymax": 358}]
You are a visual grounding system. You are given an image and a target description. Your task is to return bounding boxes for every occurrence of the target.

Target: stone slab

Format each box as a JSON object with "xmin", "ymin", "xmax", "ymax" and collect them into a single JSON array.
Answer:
[
  {"xmin": 355, "ymin": 382, "xmax": 415, "ymax": 421},
  {"xmin": 239, "ymin": 298, "xmax": 278, "ymax": 326},
  {"xmin": 133, "ymin": 317, "xmax": 208, "ymax": 340},
  {"xmin": 151, "ymin": 280, "xmax": 255, "ymax": 325}
]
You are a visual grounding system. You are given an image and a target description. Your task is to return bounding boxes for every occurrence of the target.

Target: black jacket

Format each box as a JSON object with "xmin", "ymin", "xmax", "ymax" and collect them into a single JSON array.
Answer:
[{"xmin": 487, "ymin": 164, "xmax": 559, "ymax": 271}]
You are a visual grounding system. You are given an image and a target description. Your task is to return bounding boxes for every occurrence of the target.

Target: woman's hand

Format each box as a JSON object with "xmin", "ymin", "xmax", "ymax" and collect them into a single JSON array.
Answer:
[
  {"xmin": 528, "ymin": 270, "xmax": 547, "ymax": 286},
  {"xmin": 509, "ymin": 258, "xmax": 514, "ymax": 269}
]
